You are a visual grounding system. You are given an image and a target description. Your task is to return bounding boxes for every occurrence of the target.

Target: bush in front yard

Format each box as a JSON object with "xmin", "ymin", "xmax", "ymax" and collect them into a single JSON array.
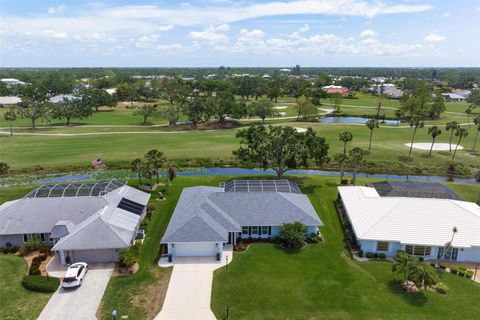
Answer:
[
  {"xmin": 119, "ymin": 243, "xmax": 142, "ymax": 268},
  {"xmin": 379, "ymin": 253, "xmax": 386, "ymax": 259},
  {"xmin": 1, "ymin": 246, "xmax": 19, "ymax": 254},
  {"xmin": 279, "ymin": 221, "xmax": 307, "ymax": 249},
  {"xmin": 307, "ymin": 233, "xmax": 320, "ymax": 244},
  {"xmin": 358, "ymin": 250, "xmax": 364, "ymax": 258},
  {"xmin": 458, "ymin": 270, "xmax": 466, "ymax": 277},
  {"xmin": 366, "ymin": 252, "xmax": 373, "ymax": 259},
  {"xmin": 25, "ymin": 236, "xmax": 42, "ymax": 252},
  {"xmin": 466, "ymin": 270, "xmax": 474, "ymax": 279},
  {"xmin": 22, "ymin": 275, "xmax": 60, "ymax": 293},
  {"xmin": 450, "ymin": 267, "xmax": 458, "ymax": 275},
  {"xmin": 435, "ymin": 283, "xmax": 449, "ymax": 295}
]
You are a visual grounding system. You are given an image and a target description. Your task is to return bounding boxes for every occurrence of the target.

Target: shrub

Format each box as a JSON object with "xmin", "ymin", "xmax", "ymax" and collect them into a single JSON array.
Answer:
[
  {"xmin": 373, "ymin": 253, "xmax": 378, "ymax": 259},
  {"xmin": 308, "ymin": 233, "xmax": 320, "ymax": 244},
  {"xmin": 439, "ymin": 263, "xmax": 447, "ymax": 270},
  {"xmin": 25, "ymin": 236, "xmax": 43, "ymax": 252},
  {"xmin": 379, "ymin": 253, "xmax": 386, "ymax": 259},
  {"xmin": 458, "ymin": 270, "xmax": 466, "ymax": 277},
  {"xmin": 366, "ymin": 252, "xmax": 373, "ymax": 259},
  {"xmin": 459, "ymin": 266, "xmax": 467, "ymax": 272},
  {"xmin": 17, "ymin": 246, "xmax": 28, "ymax": 257},
  {"xmin": 21, "ymin": 275, "xmax": 60, "ymax": 293},
  {"xmin": 140, "ymin": 217, "xmax": 150, "ymax": 230},
  {"xmin": 436, "ymin": 283, "xmax": 449, "ymax": 295},
  {"xmin": 119, "ymin": 243, "xmax": 141, "ymax": 268},
  {"xmin": 279, "ymin": 221, "xmax": 307, "ymax": 249},
  {"xmin": 271, "ymin": 235, "xmax": 282, "ymax": 244},
  {"xmin": 358, "ymin": 250, "xmax": 364, "ymax": 258},
  {"xmin": 430, "ymin": 261, "xmax": 436, "ymax": 267},
  {"xmin": 450, "ymin": 267, "xmax": 458, "ymax": 275},
  {"xmin": 2, "ymin": 246, "xmax": 19, "ymax": 254},
  {"xmin": 466, "ymin": 270, "xmax": 474, "ymax": 279}
]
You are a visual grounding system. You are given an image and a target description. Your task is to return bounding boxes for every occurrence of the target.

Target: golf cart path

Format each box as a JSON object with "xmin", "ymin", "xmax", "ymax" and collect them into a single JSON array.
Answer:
[{"xmin": 155, "ymin": 247, "xmax": 233, "ymax": 320}]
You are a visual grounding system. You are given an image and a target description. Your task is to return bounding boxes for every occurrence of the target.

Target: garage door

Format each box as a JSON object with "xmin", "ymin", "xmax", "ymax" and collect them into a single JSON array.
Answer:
[
  {"xmin": 175, "ymin": 242, "xmax": 217, "ymax": 256},
  {"xmin": 72, "ymin": 249, "xmax": 118, "ymax": 263}
]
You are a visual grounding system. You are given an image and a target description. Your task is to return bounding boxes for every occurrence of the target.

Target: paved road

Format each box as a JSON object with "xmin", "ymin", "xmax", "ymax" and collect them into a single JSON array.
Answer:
[
  {"xmin": 38, "ymin": 263, "xmax": 114, "ymax": 320},
  {"xmin": 156, "ymin": 248, "xmax": 233, "ymax": 320}
]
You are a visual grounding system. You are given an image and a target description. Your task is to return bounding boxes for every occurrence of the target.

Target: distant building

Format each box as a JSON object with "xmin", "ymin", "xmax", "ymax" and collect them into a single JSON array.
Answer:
[
  {"xmin": 382, "ymin": 88, "xmax": 403, "ymax": 99},
  {"xmin": 262, "ymin": 74, "xmax": 271, "ymax": 79},
  {"xmin": 0, "ymin": 96, "xmax": 21, "ymax": 105},
  {"xmin": 442, "ymin": 93, "xmax": 467, "ymax": 102},
  {"xmin": 105, "ymin": 88, "xmax": 117, "ymax": 95},
  {"xmin": 279, "ymin": 68, "xmax": 291, "ymax": 72},
  {"xmin": 1, "ymin": 78, "xmax": 26, "ymax": 87},
  {"xmin": 452, "ymin": 89, "xmax": 471, "ymax": 98},
  {"xmin": 322, "ymin": 85, "xmax": 351, "ymax": 96},
  {"xmin": 49, "ymin": 94, "xmax": 79, "ymax": 104}
]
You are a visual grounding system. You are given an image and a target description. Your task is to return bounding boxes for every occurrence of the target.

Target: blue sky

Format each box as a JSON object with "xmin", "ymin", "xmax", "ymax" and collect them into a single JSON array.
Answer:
[{"xmin": 1, "ymin": 0, "xmax": 479, "ymax": 67}]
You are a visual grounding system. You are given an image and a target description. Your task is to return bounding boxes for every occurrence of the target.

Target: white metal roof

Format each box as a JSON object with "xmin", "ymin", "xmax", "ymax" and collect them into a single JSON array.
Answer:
[{"xmin": 338, "ymin": 186, "xmax": 480, "ymax": 248}]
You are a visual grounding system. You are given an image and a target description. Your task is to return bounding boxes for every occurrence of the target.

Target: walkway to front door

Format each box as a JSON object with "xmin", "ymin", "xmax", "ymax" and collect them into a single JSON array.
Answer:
[{"xmin": 155, "ymin": 245, "xmax": 233, "ymax": 320}]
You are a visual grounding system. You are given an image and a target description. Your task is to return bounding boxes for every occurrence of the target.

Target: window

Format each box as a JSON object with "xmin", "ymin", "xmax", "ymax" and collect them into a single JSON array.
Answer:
[
  {"xmin": 40, "ymin": 233, "xmax": 45, "ymax": 242},
  {"xmin": 261, "ymin": 226, "xmax": 269, "ymax": 235},
  {"xmin": 242, "ymin": 226, "xmax": 249, "ymax": 235},
  {"xmin": 376, "ymin": 241, "xmax": 389, "ymax": 252},
  {"xmin": 251, "ymin": 226, "xmax": 259, "ymax": 234},
  {"xmin": 22, "ymin": 234, "xmax": 29, "ymax": 243},
  {"xmin": 405, "ymin": 245, "xmax": 431, "ymax": 256}
]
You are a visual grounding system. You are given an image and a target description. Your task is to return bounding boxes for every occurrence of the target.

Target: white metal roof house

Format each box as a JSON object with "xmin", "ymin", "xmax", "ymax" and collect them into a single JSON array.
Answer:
[
  {"xmin": 0, "ymin": 180, "xmax": 150, "ymax": 264},
  {"xmin": 161, "ymin": 180, "xmax": 323, "ymax": 257},
  {"xmin": 338, "ymin": 186, "xmax": 480, "ymax": 262}
]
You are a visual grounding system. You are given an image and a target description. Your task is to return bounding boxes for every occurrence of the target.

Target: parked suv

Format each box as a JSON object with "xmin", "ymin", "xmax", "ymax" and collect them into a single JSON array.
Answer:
[{"xmin": 62, "ymin": 262, "xmax": 88, "ymax": 288}]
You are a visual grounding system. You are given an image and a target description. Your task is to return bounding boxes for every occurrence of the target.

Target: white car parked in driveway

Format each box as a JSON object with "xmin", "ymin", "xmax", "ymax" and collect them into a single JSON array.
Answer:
[{"xmin": 62, "ymin": 262, "xmax": 88, "ymax": 288}]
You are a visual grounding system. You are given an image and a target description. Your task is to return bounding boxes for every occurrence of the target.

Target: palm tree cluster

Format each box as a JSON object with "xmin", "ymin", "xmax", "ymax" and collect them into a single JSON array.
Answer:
[
  {"xmin": 335, "ymin": 131, "xmax": 366, "ymax": 185},
  {"xmin": 130, "ymin": 149, "xmax": 177, "ymax": 188},
  {"xmin": 392, "ymin": 251, "xmax": 438, "ymax": 290}
]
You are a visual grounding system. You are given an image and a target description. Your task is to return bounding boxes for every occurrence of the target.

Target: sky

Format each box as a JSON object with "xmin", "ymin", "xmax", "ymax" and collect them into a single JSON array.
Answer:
[{"xmin": 1, "ymin": 0, "xmax": 479, "ymax": 67}]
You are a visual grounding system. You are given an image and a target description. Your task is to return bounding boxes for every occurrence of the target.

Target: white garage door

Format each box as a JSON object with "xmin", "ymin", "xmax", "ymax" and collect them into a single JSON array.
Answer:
[
  {"xmin": 72, "ymin": 249, "xmax": 118, "ymax": 263},
  {"xmin": 175, "ymin": 242, "xmax": 217, "ymax": 256}
]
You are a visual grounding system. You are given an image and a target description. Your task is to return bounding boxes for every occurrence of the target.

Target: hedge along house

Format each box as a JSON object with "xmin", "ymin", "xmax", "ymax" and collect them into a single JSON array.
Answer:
[
  {"xmin": 0, "ymin": 180, "xmax": 150, "ymax": 264},
  {"xmin": 161, "ymin": 180, "xmax": 323, "ymax": 257},
  {"xmin": 337, "ymin": 186, "xmax": 480, "ymax": 262}
]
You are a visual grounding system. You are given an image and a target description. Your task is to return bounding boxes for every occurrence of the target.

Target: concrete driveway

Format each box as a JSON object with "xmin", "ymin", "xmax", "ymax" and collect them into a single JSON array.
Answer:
[
  {"xmin": 39, "ymin": 257, "xmax": 114, "ymax": 320},
  {"xmin": 155, "ymin": 246, "xmax": 233, "ymax": 320}
]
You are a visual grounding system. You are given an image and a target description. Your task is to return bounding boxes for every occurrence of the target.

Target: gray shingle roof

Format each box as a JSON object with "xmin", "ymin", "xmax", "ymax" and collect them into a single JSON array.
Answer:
[
  {"xmin": 161, "ymin": 185, "xmax": 322, "ymax": 243},
  {"xmin": 367, "ymin": 181, "xmax": 464, "ymax": 200}
]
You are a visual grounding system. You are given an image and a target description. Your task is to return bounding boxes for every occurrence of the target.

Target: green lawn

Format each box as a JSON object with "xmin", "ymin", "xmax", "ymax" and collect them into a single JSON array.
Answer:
[
  {"xmin": 0, "ymin": 255, "xmax": 54, "ymax": 320},
  {"xmin": 211, "ymin": 176, "xmax": 480, "ymax": 319}
]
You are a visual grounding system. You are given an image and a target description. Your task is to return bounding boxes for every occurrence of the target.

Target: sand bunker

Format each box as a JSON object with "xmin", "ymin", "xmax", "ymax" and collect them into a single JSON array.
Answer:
[
  {"xmin": 273, "ymin": 106, "xmax": 288, "ymax": 110},
  {"xmin": 295, "ymin": 127, "xmax": 308, "ymax": 133},
  {"xmin": 404, "ymin": 143, "xmax": 464, "ymax": 151}
]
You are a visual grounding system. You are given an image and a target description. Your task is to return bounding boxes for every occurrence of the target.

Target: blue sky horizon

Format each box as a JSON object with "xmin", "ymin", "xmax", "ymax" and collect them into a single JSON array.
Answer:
[{"xmin": 1, "ymin": 0, "xmax": 479, "ymax": 68}]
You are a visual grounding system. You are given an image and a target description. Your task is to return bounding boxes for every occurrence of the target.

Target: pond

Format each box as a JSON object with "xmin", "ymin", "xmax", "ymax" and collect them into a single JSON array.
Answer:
[
  {"xmin": 1, "ymin": 167, "xmax": 477, "ymax": 187},
  {"xmin": 319, "ymin": 117, "xmax": 397, "ymax": 125}
]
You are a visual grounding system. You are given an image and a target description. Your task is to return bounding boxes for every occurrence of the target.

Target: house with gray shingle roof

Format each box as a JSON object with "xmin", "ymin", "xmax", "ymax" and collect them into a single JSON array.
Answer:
[
  {"xmin": 162, "ymin": 180, "xmax": 323, "ymax": 257},
  {"xmin": 0, "ymin": 180, "xmax": 150, "ymax": 264}
]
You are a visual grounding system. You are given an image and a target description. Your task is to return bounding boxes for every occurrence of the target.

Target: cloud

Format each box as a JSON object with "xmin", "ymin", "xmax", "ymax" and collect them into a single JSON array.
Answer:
[
  {"xmin": 135, "ymin": 34, "xmax": 161, "ymax": 48},
  {"xmin": 40, "ymin": 30, "xmax": 68, "ymax": 39},
  {"xmin": 48, "ymin": 6, "xmax": 66, "ymax": 14},
  {"xmin": 156, "ymin": 43, "xmax": 183, "ymax": 51},
  {"xmin": 157, "ymin": 24, "xmax": 174, "ymax": 31},
  {"xmin": 299, "ymin": 24, "xmax": 310, "ymax": 32},
  {"xmin": 74, "ymin": 32, "xmax": 117, "ymax": 43},
  {"xmin": 442, "ymin": 12, "xmax": 451, "ymax": 17},
  {"xmin": 290, "ymin": 24, "xmax": 310, "ymax": 38},
  {"xmin": 424, "ymin": 33, "xmax": 446, "ymax": 42},
  {"xmin": 189, "ymin": 25, "xmax": 230, "ymax": 43},
  {"xmin": 360, "ymin": 29, "xmax": 377, "ymax": 37}
]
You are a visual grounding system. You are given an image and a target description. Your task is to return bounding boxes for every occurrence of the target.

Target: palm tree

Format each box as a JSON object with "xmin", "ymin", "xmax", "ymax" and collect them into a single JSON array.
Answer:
[
  {"xmin": 465, "ymin": 107, "xmax": 472, "ymax": 128},
  {"xmin": 472, "ymin": 116, "xmax": 480, "ymax": 151},
  {"xmin": 145, "ymin": 149, "xmax": 166, "ymax": 184},
  {"xmin": 131, "ymin": 158, "xmax": 143, "ymax": 185},
  {"xmin": 348, "ymin": 147, "xmax": 365, "ymax": 185},
  {"xmin": 165, "ymin": 160, "xmax": 177, "ymax": 190},
  {"xmin": 427, "ymin": 126, "xmax": 442, "ymax": 156},
  {"xmin": 339, "ymin": 131, "xmax": 353, "ymax": 156},
  {"xmin": 365, "ymin": 119, "xmax": 379, "ymax": 151},
  {"xmin": 394, "ymin": 109, "xmax": 403, "ymax": 126},
  {"xmin": 3, "ymin": 110, "xmax": 17, "ymax": 136},
  {"xmin": 445, "ymin": 121, "xmax": 460, "ymax": 152},
  {"xmin": 334, "ymin": 153, "xmax": 348, "ymax": 183},
  {"xmin": 440, "ymin": 226, "xmax": 458, "ymax": 260},
  {"xmin": 452, "ymin": 128, "xmax": 468, "ymax": 161},
  {"xmin": 392, "ymin": 251, "xmax": 417, "ymax": 282},
  {"xmin": 408, "ymin": 117, "xmax": 425, "ymax": 157},
  {"xmin": 410, "ymin": 264, "xmax": 437, "ymax": 289}
]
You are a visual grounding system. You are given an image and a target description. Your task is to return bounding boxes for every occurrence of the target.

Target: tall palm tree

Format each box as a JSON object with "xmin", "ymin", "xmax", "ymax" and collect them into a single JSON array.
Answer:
[
  {"xmin": 445, "ymin": 121, "xmax": 460, "ymax": 152},
  {"xmin": 410, "ymin": 264, "xmax": 437, "ymax": 289},
  {"xmin": 472, "ymin": 116, "xmax": 480, "ymax": 152},
  {"xmin": 465, "ymin": 107, "xmax": 472, "ymax": 128},
  {"xmin": 145, "ymin": 149, "xmax": 166, "ymax": 184},
  {"xmin": 131, "ymin": 158, "xmax": 143, "ymax": 185},
  {"xmin": 427, "ymin": 126, "xmax": 442, "ymax": 156},
  {"xmin": 339, "ymin": 131, "xmax": 353, "ymax": 156},
  {"xmin": 365, "ymin": 119, "xmax": 379, "ymax": 151},
  {"xmin": 348, "ymin": 147, "xmax": 365, "ymax": 186},
  {"xmin": 165, "ymin": 160, "xmax": 177, "ymax": 190},
  {"xmin": 452, "ymin": 128, "xmax": 468, "ymax": 161},
  {"xmin": 408, "ymin": 117, "xmax": 424, "ymax": 157},
  {"xmin": 334, "ymin": 153, "xmax": 348, "ymax": 183},
  {"xmin": 392, "ymin": 251, "xmax": 417, "ymax": 282},
  {"xmin": 3, "ymin": 110, "xmax": 17, "ymax": 136}
]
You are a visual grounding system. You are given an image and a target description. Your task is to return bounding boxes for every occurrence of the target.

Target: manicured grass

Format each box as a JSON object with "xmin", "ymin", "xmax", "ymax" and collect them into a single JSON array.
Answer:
[
  {"xmin": 0, "ymin": 255, "xmax": 54, "ymax": 320},
  {"xmin": 211, "ymin": 176, "xmax": 480, "ymax": 320}
]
